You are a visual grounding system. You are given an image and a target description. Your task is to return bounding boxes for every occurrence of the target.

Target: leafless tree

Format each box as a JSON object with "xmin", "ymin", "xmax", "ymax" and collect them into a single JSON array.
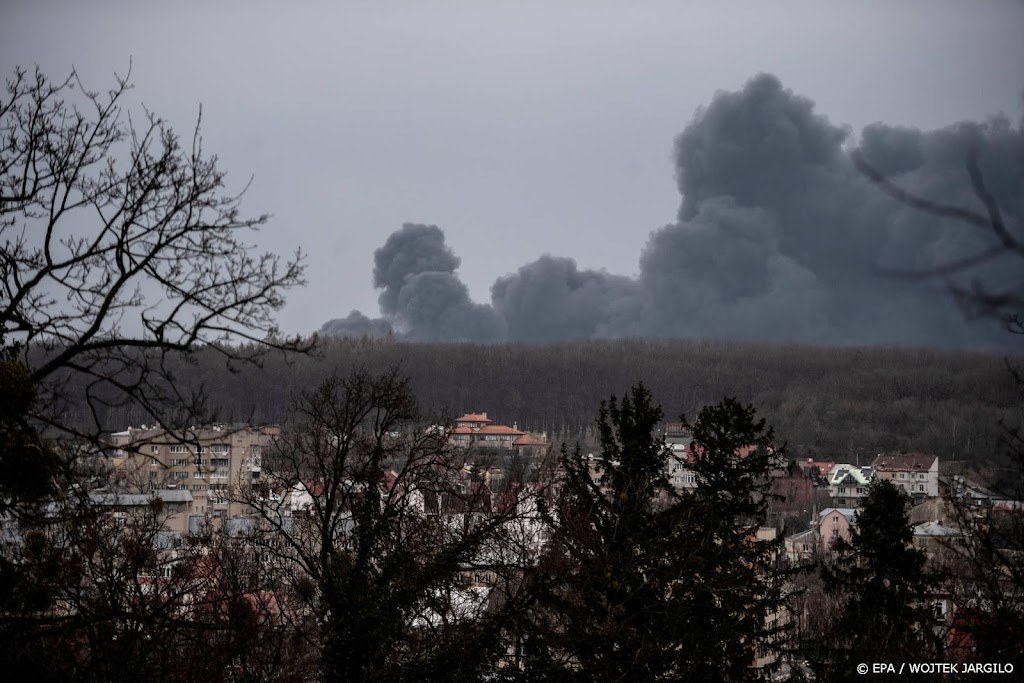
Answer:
[
  {"xmin": 0, "ymin": 64, "xmax": 309, "ymax": 445},
  {"xmin": 231, "ymin": 368, "xmax": 546, "ymax": 682},
  {"xmin": 0, "ymin": 63, "xmax": 311, "ymax": 679},
  {"xmin": 853, "ymin": 147, "xmax": 1023, "ymax": 337}
]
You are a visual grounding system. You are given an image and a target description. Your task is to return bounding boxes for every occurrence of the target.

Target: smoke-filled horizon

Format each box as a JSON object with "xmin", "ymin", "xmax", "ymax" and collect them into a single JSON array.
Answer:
[{"xmin": 321, "ymin": 73, "xmax": 1023, "ymax": 349}]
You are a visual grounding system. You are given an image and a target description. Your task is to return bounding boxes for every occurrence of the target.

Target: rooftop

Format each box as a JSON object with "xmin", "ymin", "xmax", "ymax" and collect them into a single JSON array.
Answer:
[
  {"xmin": 872, "ymin": 453, "xmax": 937, "ymax": 472},
  {"xmin": 454, "ymin": 413, "xmax": 492, "ymax": 424}
]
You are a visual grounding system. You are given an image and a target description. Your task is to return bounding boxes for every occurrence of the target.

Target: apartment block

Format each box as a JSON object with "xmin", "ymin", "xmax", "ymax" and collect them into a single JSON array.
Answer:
[{"xmin": 108, "ymin": 424, "xmax": 275, "ymax": 521}]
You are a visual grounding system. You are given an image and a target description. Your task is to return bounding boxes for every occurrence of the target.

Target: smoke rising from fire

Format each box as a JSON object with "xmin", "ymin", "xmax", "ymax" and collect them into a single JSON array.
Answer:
[{"xmin": 321, "ymin": 74, "xmax": 1022, "ymax": 348}]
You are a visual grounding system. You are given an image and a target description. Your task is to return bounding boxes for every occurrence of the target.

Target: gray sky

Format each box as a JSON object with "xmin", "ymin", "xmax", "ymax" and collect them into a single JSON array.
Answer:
[{"xmin": 3, "ymin": 0, "xmax": 1023, "ymax": 339}]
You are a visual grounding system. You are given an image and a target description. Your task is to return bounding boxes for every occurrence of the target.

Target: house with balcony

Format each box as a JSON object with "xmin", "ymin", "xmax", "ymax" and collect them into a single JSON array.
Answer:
[{"xmin": 825, "ymin": 463, "xmax": 873, "ymax": 508}]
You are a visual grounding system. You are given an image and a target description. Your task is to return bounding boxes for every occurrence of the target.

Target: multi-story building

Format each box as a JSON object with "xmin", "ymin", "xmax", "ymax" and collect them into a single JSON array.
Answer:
[
  {"xmin": 825, "ymin": 463, "xmax": 873, "ymax": 508},
  {"xmin": 871, "ymin": 453, "xmax": 939, "ymax": 501},
  {"xmin": 108, "ymin": 423, "xmax": 275, "ymax": 521},
  {"xmin": 449, "ymin": 413, "xmax": 547, "ymax": 451},
  {"xmin": 819, "ymin": 507, "xmax": 857, "ymax": 549}
]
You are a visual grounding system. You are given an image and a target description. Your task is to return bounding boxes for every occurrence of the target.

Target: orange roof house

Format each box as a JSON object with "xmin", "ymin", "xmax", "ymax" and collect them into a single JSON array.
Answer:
[{"xmin": 449, "ymin": 413, "xmax": 546, "ymax": 450}]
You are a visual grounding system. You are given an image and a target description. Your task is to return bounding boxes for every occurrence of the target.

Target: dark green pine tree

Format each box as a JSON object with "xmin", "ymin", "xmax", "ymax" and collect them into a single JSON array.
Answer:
[
  {"xmin": 675, "ymin": 397, "xmax": 790, "ymax": 681},
  {"xmin": 813, "ymin": 478, "xmax": 941, "ymax": 681},
  {"xmin": 523, "ymin": 390, "xmax": 787, "ymax": 682}
]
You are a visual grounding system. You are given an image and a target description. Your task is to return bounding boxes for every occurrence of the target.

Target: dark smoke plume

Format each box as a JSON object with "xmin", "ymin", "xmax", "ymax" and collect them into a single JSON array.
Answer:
[
  {"xmin": 322, "ymin": 74, "xmax": 1023, "ymax": 348},
  {"xmin": 319, "ymin": 310, "xmax": 392, "ymax": 339}
]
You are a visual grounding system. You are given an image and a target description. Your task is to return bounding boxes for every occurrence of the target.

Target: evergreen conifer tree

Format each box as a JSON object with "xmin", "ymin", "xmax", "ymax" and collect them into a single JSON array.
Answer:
[
  {"xmin": 813, "ymin": 478, "xmax": 940, "ymax": 681},
  {"xmin": 526, "ymin": 390, "xmax": 787, "ymax": 682}
]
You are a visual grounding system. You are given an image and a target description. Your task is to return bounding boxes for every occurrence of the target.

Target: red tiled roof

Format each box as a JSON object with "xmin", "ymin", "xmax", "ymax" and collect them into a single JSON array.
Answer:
[
  {"xmin": 451, "ymin": 426, "xmax": 474, "ymax": 434},
  {"xmin": 455, "ymin": 413, "xmax": 492, "ymax": 423},
  {"xmin": 798, "ymin": 459, "xmax": 835, "ymax": 475},
  {"xmin": 477, "ymin": 425, "xmax": 525, "ymax": 435},
  {"xmin": 513, "ymin": 434, "xmax": 547, "ymax": 446}
]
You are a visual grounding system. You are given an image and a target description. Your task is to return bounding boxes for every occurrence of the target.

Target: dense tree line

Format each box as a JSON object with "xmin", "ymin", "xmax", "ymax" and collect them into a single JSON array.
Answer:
[{"xmin": 57, "ymin": 336, "xmax": 1022, "ymax": 469}]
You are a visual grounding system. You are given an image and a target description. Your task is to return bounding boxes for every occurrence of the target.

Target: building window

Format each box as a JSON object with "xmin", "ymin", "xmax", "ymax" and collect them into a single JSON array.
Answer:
[
  {"xmin": 170, "ymin": 445, "xmax": 188, "ymax": 454},
  {"xmin": 211, "ymin": 458, "xmax": 229, "ymax": 467},
  {"xmin": 918, "ymin": 473, "xmax": 926, "ymax": 480},
  {"xmin": 839, "ymin": 487, "xmax": 847, "ymax": 494},
  {"xmin": 899, "ymin": 473, "xmax": 906, "ymax": 479},
  {"xmin": 918, "ymin": 484, "xmax": 925, "ymax": 492},
  {"xmin": 150, "ymin": 445, "xmax": 160, "ymax": 454},
  {"xmin": 211, "ymin": 444, "xmax": 229, "ymax": 454},
  {"xmin": 170, "ymin": 471, "xmax": 188, "ymax": 479}
]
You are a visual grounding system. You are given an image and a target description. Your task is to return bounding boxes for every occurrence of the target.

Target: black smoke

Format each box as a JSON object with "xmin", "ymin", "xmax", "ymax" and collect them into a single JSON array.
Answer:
[
  {"xmin": 319, "ymin": 310, "xmax": 393, "ymax": 338},
  {"xmin": 321, "ymin": 223, "xmax": 503, "ymax": 342},
  {"xmin": 321, "ymin": 74, "xmax": 1023, "ymax": 348}
]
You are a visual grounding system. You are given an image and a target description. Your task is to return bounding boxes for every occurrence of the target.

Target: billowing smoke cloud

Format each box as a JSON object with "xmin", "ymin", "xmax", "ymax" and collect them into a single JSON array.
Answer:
[
  {"xmin": 395, "ymin": 271, "xmax": 505, "ymax": 342},
  {"xmin": 319, "ymin": 310, "xmax": 393, "ymax": 338},
  {"xmin": 322, "ymin": 74, "xmax": 1023, "ymax": 348},
  {"xmin": 491, "ymin": 256, "xmax": 644, "ymax": 343},
  {"xmin": 372, "ymin": 223, "xmax": 461, "ymax": 315},
  {"xmin": 321, "ymin": 223, "xmax": 503, "ymax": 342}
]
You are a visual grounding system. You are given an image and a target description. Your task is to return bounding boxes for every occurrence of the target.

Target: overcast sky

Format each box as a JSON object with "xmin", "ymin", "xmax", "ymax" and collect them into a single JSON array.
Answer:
[{"xmin": 3, "ymin": 0, "xmax": 1023, "ymax": 342}]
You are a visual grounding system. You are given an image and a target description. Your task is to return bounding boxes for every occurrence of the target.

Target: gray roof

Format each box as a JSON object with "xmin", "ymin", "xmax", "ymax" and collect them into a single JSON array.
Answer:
[
  {"xmin": 819, "ymin": 507, "xmax": 857, "ymax": 521},
  {"xmin": 913, "ymin": 521, "xmax": 961, "ymax": 538},
  {"xmin": 786, "ymin": 528, "xmax": 820, "ymax": 543}
]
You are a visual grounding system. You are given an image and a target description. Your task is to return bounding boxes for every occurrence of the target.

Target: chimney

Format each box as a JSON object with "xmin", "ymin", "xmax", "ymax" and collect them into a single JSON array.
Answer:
[{"xmin": 482, "ymin": 412, "xmax": 487, "ymax": 418}]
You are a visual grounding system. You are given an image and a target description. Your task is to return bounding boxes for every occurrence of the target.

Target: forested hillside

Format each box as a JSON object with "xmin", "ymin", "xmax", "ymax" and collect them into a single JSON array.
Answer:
[{"xmin": 72, "ymin": 337, "xmax": 1021, "ymax": 467}]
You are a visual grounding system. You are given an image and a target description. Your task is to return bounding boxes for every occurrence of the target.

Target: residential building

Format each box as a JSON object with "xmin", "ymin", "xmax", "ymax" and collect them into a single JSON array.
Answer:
[
  {"xmin": 108, "ymin": 423, "xmax": 273, "ymax": 521},
  {"xmin": 819, "ymin": 507, "xmax": 857, "ymax": 549},
  {"xmin": 825, "ymin": 463, "xmax": 873, "ymax": 508},
  {"xmin": 784, "ymin": 528, "xmax": 822, "ymax": 566},
  {"xmin": 871, "ymin": 453, "xmax": 939, "ymax": 501},
  {"xmin": 793, "ymin": 458, "xmax": 835, "ymax": 484},
  {"xmin": 91, "ymin": 489, "xmax": 194, "ymax": 537},
  {"xmin": 663, "ymin": 422, "xmax": 692, "ymax": 449},
  {"xmin": 449, "ymin": 413, "xmax": 547, "ymax": 451}
]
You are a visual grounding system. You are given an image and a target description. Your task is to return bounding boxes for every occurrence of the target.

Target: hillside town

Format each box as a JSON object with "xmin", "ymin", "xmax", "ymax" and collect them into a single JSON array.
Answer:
[
  {"xmin": 5, "ymin": 5, "xmax": 1023, "ymax": 678},
  {"xmin": 11, "ymin": 403, "xmax": 1008, "ymax": 679}
]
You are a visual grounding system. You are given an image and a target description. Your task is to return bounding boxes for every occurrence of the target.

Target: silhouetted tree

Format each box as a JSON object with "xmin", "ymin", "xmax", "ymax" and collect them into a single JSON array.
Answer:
[
  {"xmin": 0, "ymin": 64, "xmax": 308, "ymax": 444},
  {"xmin": 812, "ymin": 479, "xmax": 940, "ymax": 681},
  {"xmin": 233, "ymin": 369, "xmax": 542, "ymax": 682},
  {"xmin": 854, "ymin": 148, "xmax": 1023, "ymax": 335},
  {"xmin": 0, "ymin": 63, "xmax": 308, "ymax": 679},
  {"xmin": 526, "ymin": 389, "xmax": 787, "ymax": 681}
]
